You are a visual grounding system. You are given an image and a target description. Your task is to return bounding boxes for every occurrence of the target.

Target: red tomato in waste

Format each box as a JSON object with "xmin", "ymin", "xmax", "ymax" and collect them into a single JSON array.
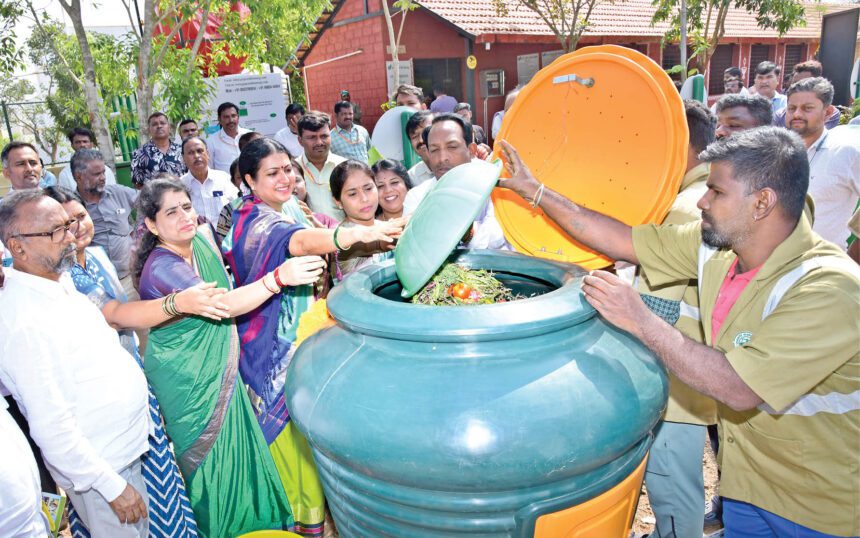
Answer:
[{"xmin": 448, "ymin": 283, "xmax": 473, "ymax": 300}]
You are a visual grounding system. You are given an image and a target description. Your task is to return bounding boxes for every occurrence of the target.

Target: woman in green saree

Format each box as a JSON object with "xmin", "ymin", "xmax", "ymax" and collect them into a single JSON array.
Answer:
[{"xmin": 135, "ymin": 178, "xmax": 326, "ymax": 538}]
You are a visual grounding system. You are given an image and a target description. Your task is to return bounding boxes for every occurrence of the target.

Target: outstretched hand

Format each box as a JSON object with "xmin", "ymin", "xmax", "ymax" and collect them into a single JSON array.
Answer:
[
  {"xmin": 174, "ymin": 281, "xmax": 230, "ymax": 320},
  {"xmin": 497, "ymin": 140, "xmax": 542, "ymax": 202},
  {"xmin": 581, "ymin": 270, "xmax": 653, "ymax": 337},
  {"xmin": 278, "ymin": 256, "xmax": 327, "ymax": 287},
  {"xmin": 351, "ymin": 218, "xmax": 406, "ymax": 246}
]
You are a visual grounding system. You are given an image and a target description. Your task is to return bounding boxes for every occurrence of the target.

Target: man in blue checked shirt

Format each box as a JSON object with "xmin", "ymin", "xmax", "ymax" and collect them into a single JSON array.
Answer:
[{"xmin": 329, "ymin": 101, "xmax": 371, "ymax": 164}]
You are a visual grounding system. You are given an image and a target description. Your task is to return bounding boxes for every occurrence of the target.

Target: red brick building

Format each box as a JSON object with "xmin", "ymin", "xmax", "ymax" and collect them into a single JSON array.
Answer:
[{"xmin": 293, "ymin": 0, "xmax": 856, "ymax": 134}]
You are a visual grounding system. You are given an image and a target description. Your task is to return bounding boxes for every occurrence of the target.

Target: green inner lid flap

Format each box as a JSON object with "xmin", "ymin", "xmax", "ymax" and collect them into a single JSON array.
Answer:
[{"xmin": 395, "ymin": 159, "xmax": 503, "ymax": 298}]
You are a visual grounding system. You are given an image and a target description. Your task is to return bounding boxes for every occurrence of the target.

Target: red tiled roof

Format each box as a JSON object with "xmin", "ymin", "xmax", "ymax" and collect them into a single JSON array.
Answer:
[{"xmin": 417, "ymin": 0, "xmax": 858, "ymax": 40}]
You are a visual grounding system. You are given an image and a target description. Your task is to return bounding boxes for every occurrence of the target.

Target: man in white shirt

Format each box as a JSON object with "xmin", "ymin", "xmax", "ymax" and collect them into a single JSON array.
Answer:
[
  {"xmin": 57, "ymin": 127, "xmax": 117, "ymax": 190},
  {"xmin": 772, "ymin": 61, "xmax": 840, "ymax": 130},
  {"xmin": 0, "ymin": 190, "xmax": 150, "ymax": 537},
  {"xmin": 787, "ymin": 77, "xmax": 860, "ymax": 250},
  {"xmin": 273, "ymin": 103, "xmax": 305, "ymax": 158},
  {"xmin": 752, "ymin": 61, "xmax": 787, "ymax": 115},
  {"xmin": 206, "ymin": 102, "xmax": 250, "ymax": 173},
  {"xmin": 403, "ymin": 113, "xmax": 511, "ymax": 250},
  {"xmin": 297, "ymin": 111, "xmax": 346, "ymax": 221},
  {"xmin": 180, "ymin": 136, "xmax": 238, "ymax": 225},
  {"xmin": 0, "ymin": 397, "xmax": 50, "ymax": 538},
  {"xmin": 405, "ymin": 110, "xmax": 435, "ymax": 187},
  {"xmin": 177, "ymin": 118, "xmax": 199, "ymax": 141}
]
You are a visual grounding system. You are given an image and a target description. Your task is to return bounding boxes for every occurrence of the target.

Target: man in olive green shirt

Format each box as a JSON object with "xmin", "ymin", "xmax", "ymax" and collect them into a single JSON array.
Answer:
[
  {"xmin": 499, "ymin": 127, "xmax": 859, "ymax": 537},
  {"xmin": 637, "ymin": 100, "xmax": 717, "ymax": 538}
]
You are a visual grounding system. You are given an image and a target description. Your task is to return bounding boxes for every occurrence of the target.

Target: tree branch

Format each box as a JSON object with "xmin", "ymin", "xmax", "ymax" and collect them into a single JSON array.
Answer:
[
  {"xmin": 26, "ymin": 1, "xmax": 84, "ymax": 88},
  {"xmin": 152, "ymin": 19, "xmax": 185, "ymax": 75},
  {"xmin": 577, "ymin": 0, "xmax": 599, "ymax": 47},
  {"xmin": 396, "ymin": 7, "xmax": 409, "ymax": 48},
  {"xmin": 185, "ymin": 0, "xmax": 213, "ymax": 76},
  {"xmin": 523, "ymin": 0, "xmax": 565, "ymax": 49},
  {"xmin": 119, "ymin": 0, "xmax": 142, "ymax": 41},
  {"xmin": 703, "ymin": 1, "xmax": 713, "ymax": 47},
  {"xmin": 154, "ymin": 3, "xmax": 180, "ymax": 28},
  {"xmin": 714, "ymin": 0, "xmax": 729, "ymax": 43},
  {"xmin": 382, "ymin": 0, "xmax": 398, "ymax": 57}
]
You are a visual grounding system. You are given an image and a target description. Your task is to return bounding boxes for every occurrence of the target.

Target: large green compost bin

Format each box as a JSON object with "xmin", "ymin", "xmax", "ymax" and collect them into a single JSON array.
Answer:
[{"xmin": 286, "ymin": 247, "xmax": 667, "ymax": 537}]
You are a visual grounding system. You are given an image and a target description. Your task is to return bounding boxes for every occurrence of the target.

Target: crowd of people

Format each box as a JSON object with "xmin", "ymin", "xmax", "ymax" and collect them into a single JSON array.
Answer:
[{"xmin": 0, "ymin": 58, "xmax": 857, "ymax": 538}]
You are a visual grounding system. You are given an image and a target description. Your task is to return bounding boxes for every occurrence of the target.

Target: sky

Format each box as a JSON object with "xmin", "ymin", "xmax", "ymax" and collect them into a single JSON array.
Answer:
[
  {"xmin": 26, "ymin": 0, "xmax": 135, "ymax": 32},
  {"xmin": 14, "ymin": 1, "xmax": 135, "ymax": 93}
]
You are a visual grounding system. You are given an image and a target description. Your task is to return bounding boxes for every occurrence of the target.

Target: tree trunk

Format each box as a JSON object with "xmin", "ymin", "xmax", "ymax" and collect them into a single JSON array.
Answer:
[
  {"xmin": 697, "ymin": 4, "xmax": 728, "ymax": 84},
  {"xmin": 136, "ymin": 0, "xmax": 158, "ymax": 145},
  {"xmin": 60, "ymin": 0, "xmax": 117, "ymax": 169},
  {"xmin": 382, "ymin": 0, "xmax": 400, "ymax": 90}
]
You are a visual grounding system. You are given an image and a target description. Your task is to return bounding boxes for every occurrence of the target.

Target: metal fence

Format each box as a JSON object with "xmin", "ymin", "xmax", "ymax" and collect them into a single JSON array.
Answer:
[
  {"xmin": 0, "ymin": 96, "xmax": 141, "ymax": 167},
  {"xmin": 0, "ymin": 99, "xmax": 71, "ymax": 167}
]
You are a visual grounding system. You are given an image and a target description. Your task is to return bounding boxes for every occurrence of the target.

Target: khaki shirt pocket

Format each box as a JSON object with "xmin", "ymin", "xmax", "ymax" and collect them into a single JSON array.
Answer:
[{"xmin": 737, "ymin": 420, "xmax": 805, "ymax": 492}]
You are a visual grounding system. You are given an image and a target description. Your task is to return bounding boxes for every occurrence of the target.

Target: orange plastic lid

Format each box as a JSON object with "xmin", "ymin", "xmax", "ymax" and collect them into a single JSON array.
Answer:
[{"xmin": 491, "ymin": 45, "xmax": 688, "ymax": 269}]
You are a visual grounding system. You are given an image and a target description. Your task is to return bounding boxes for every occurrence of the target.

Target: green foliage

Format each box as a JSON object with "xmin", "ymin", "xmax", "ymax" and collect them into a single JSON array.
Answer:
[
  {"xmin": 0, "ymin": 0, "xmax": 24, "ymax": 76},
  {"xmin": 841, "ymin": 99, "xmax": 860, "ymax": 126},
  {"xmin": 652, "ymin": 0, "xmax": 806, "ymax": 72},
  {"xmin": 153, "ymin": 38, "xmax": 218, "ymax": 127},
  {"xmin": 289, "ymin": 71, "xmax": 306, "ymax": 106},
  {"xmin": 145, "ymin": 0, "xmax": 328, "ymax": 123},
  {"xmin": 393, "ymin": 0, "xmax": 420, "ymax": 9},
  {"xmin": 22, "ymin": 0, "xmax": 328, "ymax": 153},
  {"xmin": 26, "ymin": 18, "xmax": 136, "ymax": 136},
  {"xmin": 665, "ymin": 64, "xmax": 699, "ymax": 76},
  {"xmin": 732, "ymin": 0, "xmax": 806, "ymax": 35},
  {"xmin": 492, "ymin": 0, "xmax": 617, "ymax": 52},
  {"xmin": 222, "ymin": 0, "xmax": 331, "ymax": 71},
  {"xmin": 0, "ymin": 76, "xmax": 33, "ymax": 102}
]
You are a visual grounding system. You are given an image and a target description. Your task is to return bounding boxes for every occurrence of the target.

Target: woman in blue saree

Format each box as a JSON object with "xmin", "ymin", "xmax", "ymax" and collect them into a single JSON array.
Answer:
[{"xmin": 222, "ymin": 138, "xmax": 405, "ymax": 537}]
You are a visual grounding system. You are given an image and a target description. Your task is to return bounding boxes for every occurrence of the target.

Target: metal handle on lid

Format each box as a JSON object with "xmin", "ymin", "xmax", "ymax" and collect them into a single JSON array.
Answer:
[{"xmin": 551, "ymin": 73, "xmax": 595, "ymax": 87}]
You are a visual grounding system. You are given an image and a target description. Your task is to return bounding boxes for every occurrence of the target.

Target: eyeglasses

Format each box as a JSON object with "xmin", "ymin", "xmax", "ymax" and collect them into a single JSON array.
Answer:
[{"xmin": 13, "ymin": 219, "xmax": 79, "ymax": 243}]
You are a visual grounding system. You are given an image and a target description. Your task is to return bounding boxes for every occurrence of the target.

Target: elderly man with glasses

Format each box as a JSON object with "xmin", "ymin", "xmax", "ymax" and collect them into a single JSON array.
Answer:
[{"xmin": 0, "ymin": 189, "xmax": 150, "ymax": 537}]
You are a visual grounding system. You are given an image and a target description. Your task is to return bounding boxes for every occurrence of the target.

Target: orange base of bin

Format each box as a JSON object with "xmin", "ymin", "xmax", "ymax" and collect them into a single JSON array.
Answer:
[{"xmin": 534, "ymin": 455, "xmax": 647, "ymax": 538}]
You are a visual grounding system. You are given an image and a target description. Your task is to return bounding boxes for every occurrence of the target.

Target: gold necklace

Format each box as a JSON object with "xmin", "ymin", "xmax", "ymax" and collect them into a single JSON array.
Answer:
[{"xmin": 159, "ymin": 242, "xmax": 193, "ymax": 264}]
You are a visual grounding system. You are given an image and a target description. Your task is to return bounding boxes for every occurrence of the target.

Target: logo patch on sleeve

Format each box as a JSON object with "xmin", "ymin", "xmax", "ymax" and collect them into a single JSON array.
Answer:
[{"xmin": 733, "ymin": 331, "xmax": 753, "ymax": 347}]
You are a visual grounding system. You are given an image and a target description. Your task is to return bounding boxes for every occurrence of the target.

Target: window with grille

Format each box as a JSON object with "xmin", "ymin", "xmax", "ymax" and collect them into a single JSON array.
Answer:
[
  {"xmin": 708, "ymin": 44, "xmax": 736, "ymax": 95},
  {"xmin": 620, "ymin": 43, "xmax": 648, "ymax": 54},
  {"xmin": 784, "ymin": 44, "xmax": 807, "ymax": 76},
  {"xmin": 662, "ymin": 44, "xmax": 694, "ymax": 82},
  {"xmin": 748, "ymin": 45, "xmax": 774, "ymax": 86}
]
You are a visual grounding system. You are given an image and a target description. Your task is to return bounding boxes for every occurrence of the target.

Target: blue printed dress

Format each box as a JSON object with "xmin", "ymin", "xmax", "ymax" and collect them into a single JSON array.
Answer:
[{"xmin": 67, "ymin": 246, "xmax": 198, "ymax": 538}]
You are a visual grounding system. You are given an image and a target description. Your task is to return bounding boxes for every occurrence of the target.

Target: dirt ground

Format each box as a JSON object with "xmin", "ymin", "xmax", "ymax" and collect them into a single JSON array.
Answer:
[{"xmin": 632, "ymin": 441, "xmax": 720, "ymax": 535}]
